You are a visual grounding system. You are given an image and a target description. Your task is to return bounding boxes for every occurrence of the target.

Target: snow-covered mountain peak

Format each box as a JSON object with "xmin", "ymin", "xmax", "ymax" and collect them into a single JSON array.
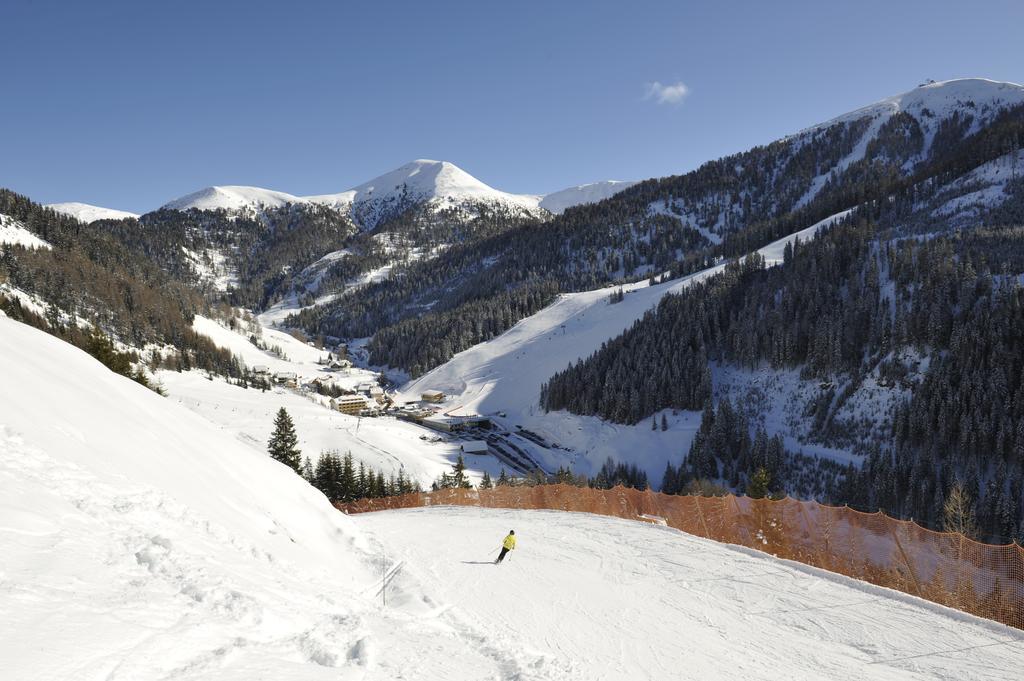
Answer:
[
  {"xmin": 161, "ymin": 185, "xmax": 306, "ymax": 212},
  {"xmin": 347, "ymin": 159, "xmax": 530, "ymax": 204},
  {"xmin": 46, "ymin": 202, "xmax": 140, "ymax": 223},
  {"xmin": 896, "ymin": 77, "xmax": 1024, "ymax": 112},
  {"xmin": 801, "ymin": 77, "xmax": 1024, "ymax": 136},
  {"xmin": 374, "ymin": 159, "xmax": 518, "ymax": 201},
  {"xmin": 304, "ymin": 159, "xmax": 544, "ymax": 229}
]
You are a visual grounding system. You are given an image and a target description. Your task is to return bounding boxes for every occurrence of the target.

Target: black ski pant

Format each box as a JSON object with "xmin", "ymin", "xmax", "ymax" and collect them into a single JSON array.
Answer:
[{"xmin": 496, "ymin": 547, "xmax": 509, "ymax": 563}]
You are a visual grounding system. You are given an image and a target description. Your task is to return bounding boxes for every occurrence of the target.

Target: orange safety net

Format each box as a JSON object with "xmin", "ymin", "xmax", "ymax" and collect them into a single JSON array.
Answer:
[{"xmin": 339, "ymin": 484, "xmax": 1024, "ymax": 630}]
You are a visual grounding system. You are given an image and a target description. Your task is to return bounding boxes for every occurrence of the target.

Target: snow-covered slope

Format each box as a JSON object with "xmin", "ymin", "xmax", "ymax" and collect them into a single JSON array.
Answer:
[
  {"xmin": 0, "ymin": 314, "xmax": 374, "ymax": 678},
  {"xmin": 803, "ymin": 78, "xmax": 1024, "ymax": 136},
  {"xmin": 790, "ymin": 78, "xmax": 1024, "ymax": 208},
  {"xmin": 539, "ymin": 179, "xmax": 637, "ymax": 214},
  {"xmin": 167, "ymin": 314, "xmax": 513, "ymax": 488},
  {"xmin": 2, "ymin": 314, "xmax": 1020, "ymax": 679},
  {"xmin": 362, "ymin": 506, "xmax": 1024, "ymax": 681},
  {"xmin": 0, "ymin": 315, "xmax": 544, "ymax": 679},
  {"xmin": 46, "ymin": 201, "xmax": 140, "ymax": 222},
  {"xmin": 0, "ymin": 214, "xmax": 51, "ymax": 249},
  {"xmin": 161, "ymin": 185, "xmax": 306, "ymax": 212},
  {"xmin": 929, "ymin": 148, "xmax": 1024, "ymax": 224},
  {"xmin": 397, "ymin": 210, "xmax": 853, "ymax": 479}
]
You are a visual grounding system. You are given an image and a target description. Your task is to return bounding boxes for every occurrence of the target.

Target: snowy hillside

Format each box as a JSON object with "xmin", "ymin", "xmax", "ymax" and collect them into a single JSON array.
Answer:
[
  {"xmin": 0, "ymin": 314, "xmax": 380, "ymax": 679},
  {"xmin": 2, "ymin": 313, "xmax": 1021, "ymax": 679},
  {"xmin": 166, "ymin": 314, "xmax": 514, "ymax": 488},
  {"xmin": 0, "ymin": 314, "xmax": 548, "ymax": 679},
  {"xmin": 46, "ymin": 201, "xmax": 140, "ymax": 222},
  {"xmin": 794, "ymin": 78, "xmax": 1024, "ymax": 193},
  {"xmin": 397, "ymin": 211, "xmax": 853, "ymax": 480},
  {"xmin": 539, "ymin": 179, "xmax": 637, "ymax": 214},
  {"xmin": 928, "ymin": 148, "xmax": 1024, "ymax": 224},
  {"xmin": 0, "ymin": 214, "xmax": 51, "ymax": 250}
]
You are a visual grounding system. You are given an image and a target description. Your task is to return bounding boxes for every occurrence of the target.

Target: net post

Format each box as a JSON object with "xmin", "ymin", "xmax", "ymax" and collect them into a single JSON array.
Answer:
[
  {"xmin": 695, "ymin": 495, "xmax": 712, "ymax": 539},
  {"xmin": 890, "ymin": 521, "xmax": 923, "ymax": 598},
  {"xmin": 955, "ymin": 532, "xmax": 965, "ymax": 610}
]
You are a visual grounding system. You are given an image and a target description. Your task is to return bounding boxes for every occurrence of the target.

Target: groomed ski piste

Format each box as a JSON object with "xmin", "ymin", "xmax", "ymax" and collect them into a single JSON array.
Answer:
[{"xmin": 2, "ymin": 313, "xmax": 1023, "ymax": 680}]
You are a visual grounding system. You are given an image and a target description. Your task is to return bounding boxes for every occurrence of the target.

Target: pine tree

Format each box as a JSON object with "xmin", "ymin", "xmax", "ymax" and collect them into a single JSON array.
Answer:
[
  {"xmin": 268, "ymin": 407, "xmax": 302, "ymax": 473},
  {"xmin": 340, "ymin": 453, "xmax": 356, "ymax": 502},
  {"xmin": 748, "ymin": 467, "xmax": 771, "ymax": 499},
  {"xmin": 661, "ymin": 413, "xmax": 668, "ymax": 431},
  {"xmin": 357, "ymin": 462, "xmax": 368, "ymax": 498},
  {"xmin": 661, "ymin": 461, "xmax": 680, "ymax": 495},
  {"xmin": 451, "ymin": 454, "xmax": 473, "ymax": 489},
  {"xmin": 497, "ymin": 468, "xmax": 510, "ymax": 486},
  {"xmin": 480, "ymin": 471, "xmax": 493, "ymax": 489}
]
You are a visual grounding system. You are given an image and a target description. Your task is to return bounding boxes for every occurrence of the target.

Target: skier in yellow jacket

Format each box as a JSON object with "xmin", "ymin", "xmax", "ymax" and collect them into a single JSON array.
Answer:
[{"xmin": 495, "ymin": 530, "xmax": 516, "ymax": 564}]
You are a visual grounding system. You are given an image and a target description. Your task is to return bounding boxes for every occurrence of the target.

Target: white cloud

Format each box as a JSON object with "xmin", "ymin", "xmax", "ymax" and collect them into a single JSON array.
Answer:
[{"xmin": 645, "ymin": 81, "xmax": 689, "ymax": 105}]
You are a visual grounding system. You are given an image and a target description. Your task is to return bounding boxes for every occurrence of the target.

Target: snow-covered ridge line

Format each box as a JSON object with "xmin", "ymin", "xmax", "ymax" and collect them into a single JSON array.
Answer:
[
  {"xmin": 160, "ymin": 185, "xmax": 305, "ymax": 212},
  {"xmin": 793, "ymin": 77, "xmax": 1024, "ymax": 138},
  {"xmin": 539, "ymin": 180, "xmax": 637, "ymax": 214},
  {"xmin": 157, "ymin": 159, "xmax": 632, "ymax": 222},
  {"xmin": 46, "ymin": 202, "xmax": 139, "ymax": 223}
]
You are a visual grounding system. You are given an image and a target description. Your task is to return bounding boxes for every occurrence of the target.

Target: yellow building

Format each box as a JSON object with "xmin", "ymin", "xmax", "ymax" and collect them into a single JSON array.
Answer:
[{"xmin": 332, "ymin": 394, "xmax": 369, "ymax": 415}]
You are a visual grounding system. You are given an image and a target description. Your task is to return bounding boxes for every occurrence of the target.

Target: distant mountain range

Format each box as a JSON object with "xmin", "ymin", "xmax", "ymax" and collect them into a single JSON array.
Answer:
[{"xmin": 47, "ymin": 159, "xmax": 637, "ymax": 227}]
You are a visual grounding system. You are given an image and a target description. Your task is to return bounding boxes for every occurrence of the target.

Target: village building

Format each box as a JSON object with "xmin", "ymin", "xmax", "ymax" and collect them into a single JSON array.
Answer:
[
  {"xmin": 420, "ymin": 414, "xmax": 492, "ymax": 433},
  {"xmin": 421, "ymin": 389, "xmax": 445, "ymax": 403},
  {"xmin": 251, "ymin": 365, "xmax": 270, "ymax": 376},
  {"xmin": 460, "ymin": 440, "xmax": 489, "ymax": 454},
  {"xmin": 273, "ymin": 372, "xmax": 298, "ymax": 387},
  {"xmin": 308, "ymin": 376, "xmax": 340, "ymax": 391},
  {"xmin": 331, "ymin": 394, "xmax": 371, "ymax": 416}
]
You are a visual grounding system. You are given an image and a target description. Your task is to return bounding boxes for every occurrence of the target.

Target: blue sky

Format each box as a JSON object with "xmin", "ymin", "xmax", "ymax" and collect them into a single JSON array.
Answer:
[{"xmin": 3, "ymin": 0, "xmax": 1022, "ymax": 213}]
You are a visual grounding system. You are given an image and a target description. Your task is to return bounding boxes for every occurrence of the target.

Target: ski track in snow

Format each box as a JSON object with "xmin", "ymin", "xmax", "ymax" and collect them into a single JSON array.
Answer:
[{"xmin": 359, "ymin": 506, "xmax": 1024, "ymax": 681}]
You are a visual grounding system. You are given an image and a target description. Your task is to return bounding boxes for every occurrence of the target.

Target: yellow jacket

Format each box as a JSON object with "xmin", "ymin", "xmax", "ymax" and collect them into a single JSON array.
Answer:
[{"xmin": 502, "ymin": 534, "xmax": 516, "ymax": 550}]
